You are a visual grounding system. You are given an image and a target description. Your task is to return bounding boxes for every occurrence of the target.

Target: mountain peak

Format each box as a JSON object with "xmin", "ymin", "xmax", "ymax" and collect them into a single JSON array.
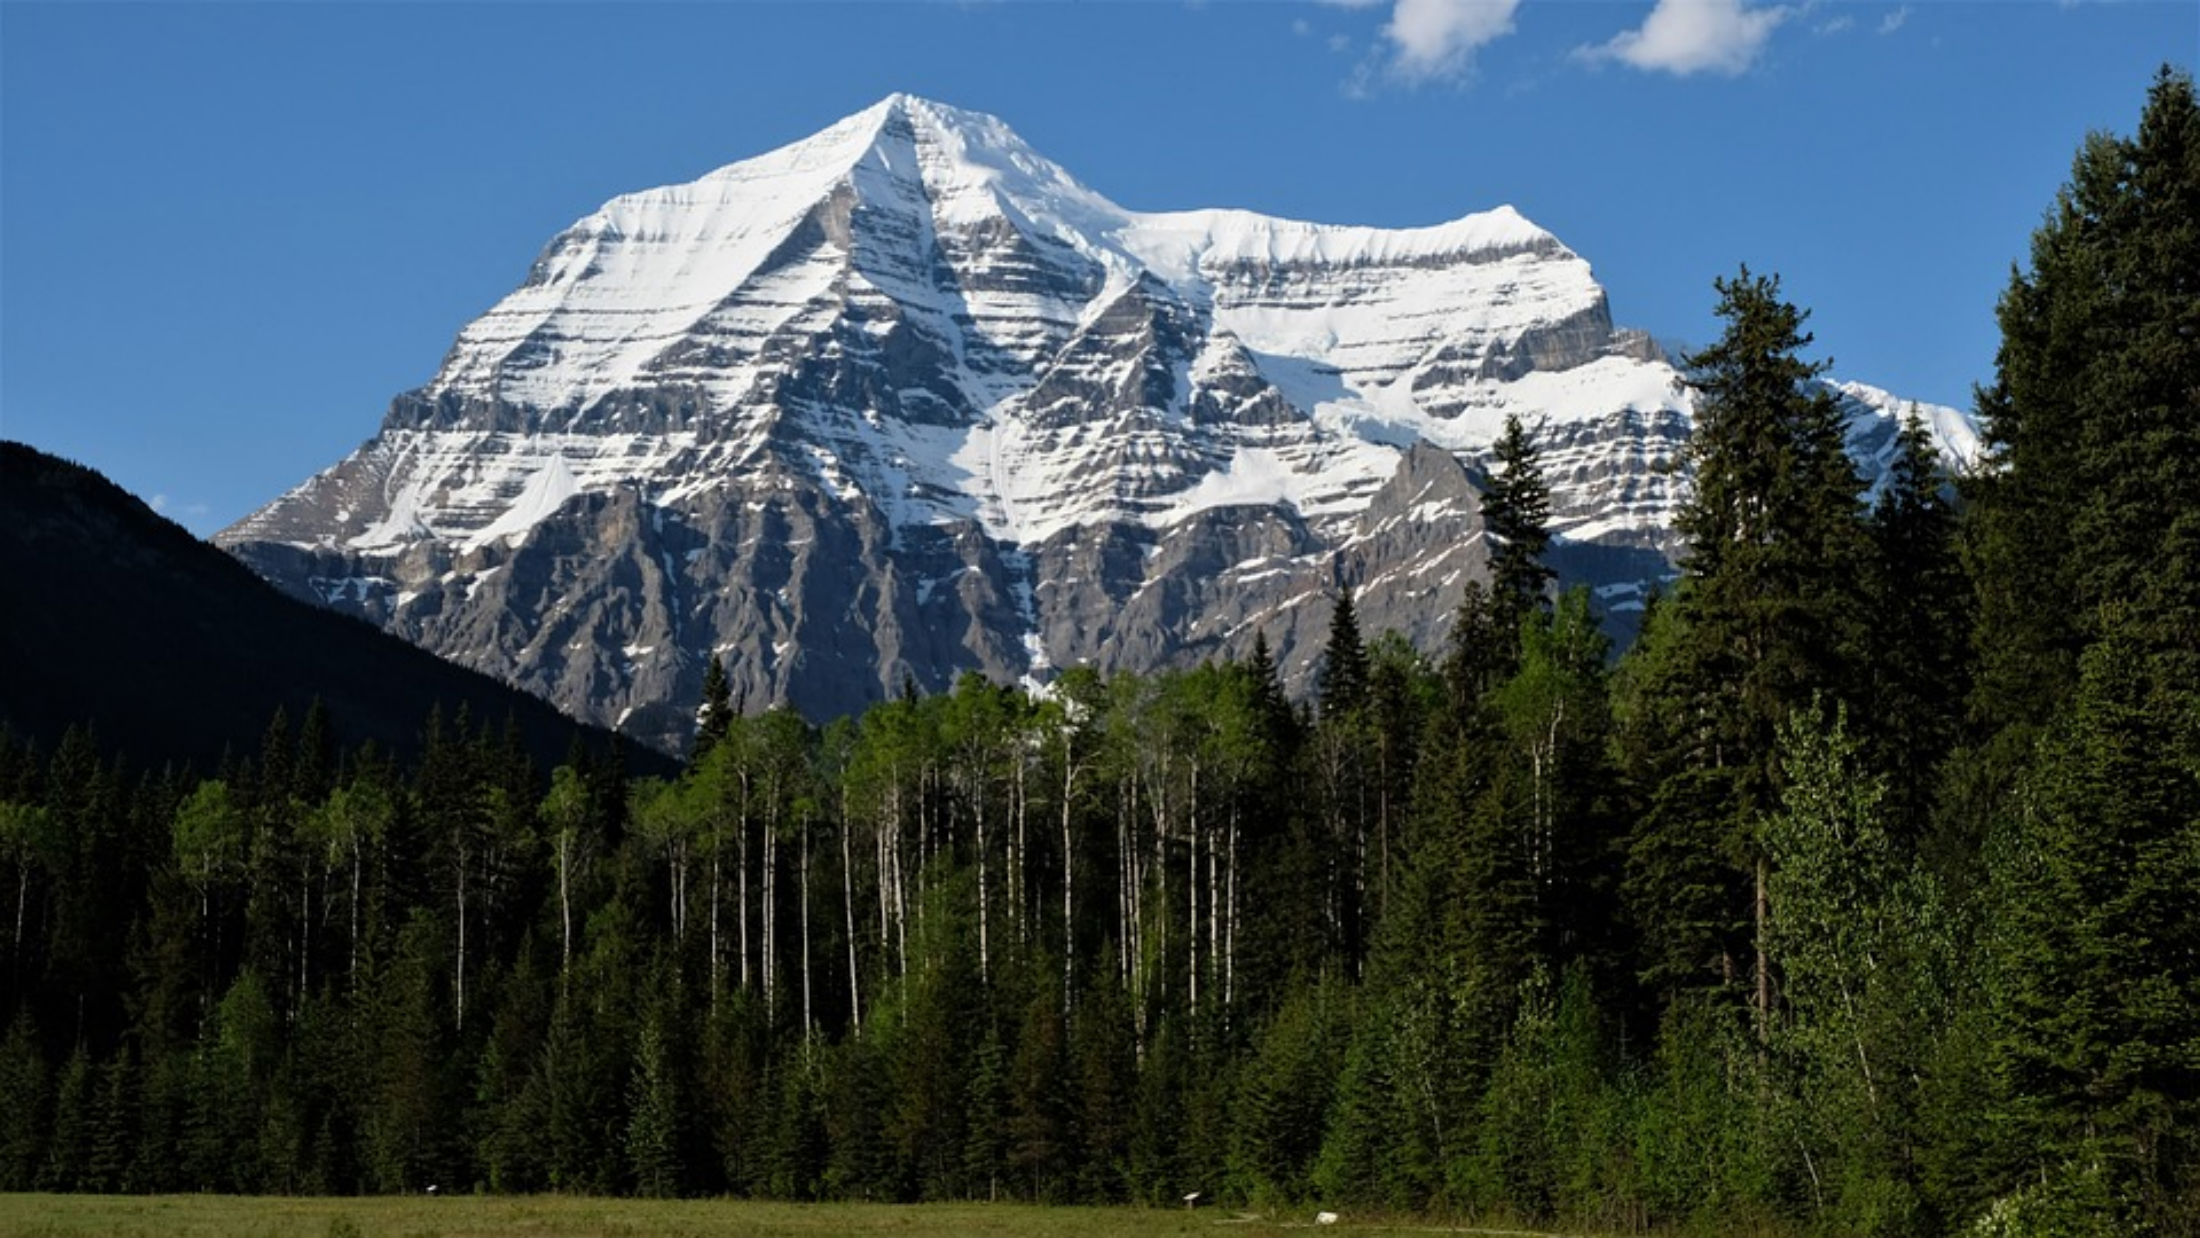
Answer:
[{"xmin": 219, "ymin": 97, "xmax": 1975, "ymax": 744}]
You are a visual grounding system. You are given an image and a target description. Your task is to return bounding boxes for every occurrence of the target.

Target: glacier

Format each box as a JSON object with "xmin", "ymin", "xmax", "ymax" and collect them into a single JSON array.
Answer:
[{"xmin": 219, "ymin": 93, "xmax": 1980, "ymax": 751}]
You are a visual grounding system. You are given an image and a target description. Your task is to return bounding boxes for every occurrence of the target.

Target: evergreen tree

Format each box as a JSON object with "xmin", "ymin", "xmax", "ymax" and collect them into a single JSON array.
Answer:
[
  {"xmin": 1483, "ymin": 412, "xmax": 1557, "ymax": 660},
  {"xmin": 1979, "ymin": 617, "xmax": 2200, "ymax": 1232},
  {"xmin": 626, "ymin": 1001, "xmax": 684, "ymax": 1197},
  {"xmin": 695, "ymin": 655, "xmax": 734, "ymax": 762},
  {"xmin": 39, "ymin": 1043, "xmax": 90, "ymax": 1192},
  {"xmin": 1865, "ymin": 409, "xmax": 1968, "ymax": 842},
  {"xmin": 1967, "ymin": 67, "xmax": 2200, "ymax": 731},
  {"xmin": 0, "ymin": 1014, "xmax": 44, "ymax": 1190},
  {"xmin": 1007, "ymin": 984, "xmax": 1074, "ymax": 1200},
  {"xmin": 1443, "ymin": 580, "xmax": 1508, "ymax": 716},
  {"xmin": 1318, "ymin": 585, "xmax": 1370, "ymax": 721},
  {"xmin": 1617, "ymin": 268, "xmax": 1869, "ymax": 1017}
]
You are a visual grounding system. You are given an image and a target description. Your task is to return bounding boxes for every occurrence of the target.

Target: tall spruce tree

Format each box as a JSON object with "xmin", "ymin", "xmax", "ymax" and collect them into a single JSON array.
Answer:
[
  {"xmin": 1866, "ymin": 409, "xmax": 1969, "ymax": 840},
  {"xmin": 1318, "ymin": 585, "xmax": 1370, "ymax": 721},
  {"xmin": 1483, "ymin": 413, "xmax": 1557, "ymax": 657},
  {"xmin": 694, "ymin": 656, "xmax": 734, "ymax": 762},
  {"xmin": 1959, "ymin": 68, "xmax": 2200, "ymax": 1234},
  {"xmin": 1979, "ymin": 616, "xmax": 2200, "ymax": 1232},
  {"xmin": 1617, "ymin": 268, "xmax": 1869, "ymax": 1018},
  {"xmin": 1967, "ymin": 66, "xmax": 2200, "ymax": 730}
]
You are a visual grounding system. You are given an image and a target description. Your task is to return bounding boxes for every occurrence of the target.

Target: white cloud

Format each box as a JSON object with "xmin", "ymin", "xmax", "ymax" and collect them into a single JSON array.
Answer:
[
  {"xmin": 1382, "ymin": 0, "xmax": 1524, "ymax": 79},
  {"xmin": 1816, "ymin": 14, "xmax": 1854, "ymax": 36},
  {"xmin": 1581, "ymin": 0, "xmax": 1788, "ymax": 77},
  {"xmin": 147, "ymin": 491, "xmax": 208, "ymax": 521},
  {"xmin": 1878, "ymin": 5, "xmax": 1909, "ymax": 35},
  {"xmin": 1293, "ymin": 17, "xmax": 1313, "ymax": 36}
]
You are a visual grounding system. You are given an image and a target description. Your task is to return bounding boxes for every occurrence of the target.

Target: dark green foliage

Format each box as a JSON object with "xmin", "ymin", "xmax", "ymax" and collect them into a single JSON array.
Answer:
[
  {"xmin": 1967, "ymin": 68, "xmax": 2200, "ymax": 731},
  {"xmin": 1980, "ymin": 620, "xmax": 2200, "ymax": 1230},
  {"xmin": 694, "ymin": 656, "xmax": 734, "ymax": 762},
  {"xmin": 1232, "ymin": 979, "xmax": 1346, "ymax": 1203},
  {"xmin": 1867, "ymin": 410, "xmax": 1970, "ymax": 839},
  {"xmin": 1483, "ymin": 412, "xmax": 1557, "ymax": 664},
  {"xmin": 0, "ymin": 69, "xmax": 2185, "ymax": 1235},
  {"xmin": 1616, "ymin": 267, "xmax": 1869, "ymax": 1030},
  {"xmin": 626, "ymin": 1002, "xmax": 683, "ymax": 1196},
  {"xmin": 0, "ymin": 443, "xmax": 658, "ymax": 779},
  {"xmin": 1317, "ymin": 585, "xmax": 1370, "ymax": 721}
]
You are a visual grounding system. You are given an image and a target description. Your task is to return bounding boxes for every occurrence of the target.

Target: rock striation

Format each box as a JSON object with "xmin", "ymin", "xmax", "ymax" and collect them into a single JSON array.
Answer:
[{"xmin": 220, "ymin": 95, "xmax": 1978, "ymax": 752}]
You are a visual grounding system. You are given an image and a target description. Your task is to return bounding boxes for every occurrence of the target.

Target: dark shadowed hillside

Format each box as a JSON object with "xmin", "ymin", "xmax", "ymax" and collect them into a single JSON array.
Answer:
[{"xmin": 0, "ymin": 441, "xmax": 667, "ymax": 774}]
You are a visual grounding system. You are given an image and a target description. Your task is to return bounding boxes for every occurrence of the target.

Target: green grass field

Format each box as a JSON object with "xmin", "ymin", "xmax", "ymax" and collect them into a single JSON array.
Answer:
[{"xmin": 0, "ymin": 1194, "xmax": 1585, "ymax": 1238}]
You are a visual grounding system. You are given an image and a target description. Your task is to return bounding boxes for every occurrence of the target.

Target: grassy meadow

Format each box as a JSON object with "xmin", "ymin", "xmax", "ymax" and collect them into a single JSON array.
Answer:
[{"xmin": 0, "ymin": 1195, "xmax": 1591, "ymax": 1238}]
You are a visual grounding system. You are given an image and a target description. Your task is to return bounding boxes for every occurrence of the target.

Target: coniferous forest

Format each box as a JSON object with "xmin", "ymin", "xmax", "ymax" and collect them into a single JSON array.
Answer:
[{"xmin": 0, "ymin": 68, "xmax": 2192, "ymax": 1238}]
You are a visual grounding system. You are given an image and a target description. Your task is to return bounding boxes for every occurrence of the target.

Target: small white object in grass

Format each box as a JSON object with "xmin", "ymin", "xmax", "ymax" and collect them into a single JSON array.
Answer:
[
  {"xmin": 425, "ymin": 1184, "xmax": 438, "ymax": 1195},
  {"xmin": 1315, "ymin": 1211, "xmax": 1338, "ymax": 1225},
  {"xmin": 1183, "ymin": 1190, "xmax": 1203, "ymax": 1208}
]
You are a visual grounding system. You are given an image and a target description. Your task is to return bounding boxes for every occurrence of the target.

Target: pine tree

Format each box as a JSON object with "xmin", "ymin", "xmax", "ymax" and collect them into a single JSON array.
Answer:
[
  {"xmin": 0, "ymin": 1014, "xmax": 44, "ymax": 1190},
  {"xmin": 1483, "ymin": 412, "xmax": 1557, "ymax": 658},
  {"xmin": 1616, "ymin": 268, "xmax": 1869, "ymax": 1015},
  {"xmin": 1443, "ymin": 580, "xmax": 1508, "ymax": 716},
  {"xmin": 1967, "ymin": 66, "xmax": 2200, "ymax": 730},
  {"xmin": 1318, "ymin": 585, "xmax": 1370, "ymax": 721},
  {"xmin": 694, "ymin": 656, "xmax": 734, "ymax": 763},
  {"xmin": 1865, "ymin": 409, "xmax": 1968, "ymax": 840},
  {"xmin": 1954, "ymin": 68, "xmax": 2200, "ymax": 1235},
  {"xmin": 1980, "ymin": 616, "xmax": 2200, "ymax": 1230},
  {"xmin": 626, "ymin": 1004, "xmax": 683, "ymax": 1197}
]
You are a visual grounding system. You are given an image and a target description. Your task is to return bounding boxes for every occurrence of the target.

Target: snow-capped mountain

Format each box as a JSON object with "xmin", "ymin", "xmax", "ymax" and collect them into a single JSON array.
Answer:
[{"xmin": 219, "ymin": 94, "xmax": 1978, "ymax": 750}]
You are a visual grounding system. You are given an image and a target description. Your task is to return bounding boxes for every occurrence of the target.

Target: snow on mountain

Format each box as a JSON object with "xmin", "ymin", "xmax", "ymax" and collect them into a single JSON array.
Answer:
[{"xmin": 219, "ymin": 94, "xmax": 1977, "ymax": 750}]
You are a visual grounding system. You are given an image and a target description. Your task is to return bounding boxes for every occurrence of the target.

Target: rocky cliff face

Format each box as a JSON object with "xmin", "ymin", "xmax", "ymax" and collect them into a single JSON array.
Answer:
[{"xmin": 219, "ymin": 94, "xmax": 1977, "ymax": 753}]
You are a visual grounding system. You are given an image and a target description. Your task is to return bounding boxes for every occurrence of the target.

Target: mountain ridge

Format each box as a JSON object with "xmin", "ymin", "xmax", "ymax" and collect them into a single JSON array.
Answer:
[
  {"xmin": 217, "ymin": 94, "xmax": 1978, "ymax": 752},
  {"xmin": 1, "ymin": 441, "xmax": 660, "ymax": 776}
]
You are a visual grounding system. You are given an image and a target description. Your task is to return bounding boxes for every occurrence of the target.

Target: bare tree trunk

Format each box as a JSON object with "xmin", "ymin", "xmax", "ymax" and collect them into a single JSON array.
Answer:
[
  {"xmin": 916, "ymin": 763, "xmax": 930, "ymax": 947},
  {"xmin": 455, "ymin": 848, "xmax": 468, "ymax": 1032},
  {"xmin": 800, "ymin": 819, "xmax": 813, "ymax": 1038},
  {"xmin": 299, "ymin": 866, "xmax": 311, "ymax": 1009},
  {"xmin": 1188, "ymin": 759, "xmax": 1201, "ymax": 1013},
  {"xmin": 1014, "ymin": 743, "xmax": 1028, "ymax": 946},
  {"xmin": 1206, "ymin": 800, "xmax": 1219, "ymax": 1018},
  {"xmin": 764, "ymin": 816, "xmax": 777, "ymax": 1018},
  {"xmin": 1117, "ymin": 776, "xmax": 1132, "ymax": 989},
  {"xmin": 739, "ymin": 776, "xmax": 753, "ymax": 991},
  {"xmin": 878, "ymin": 777, "xmax": 894, "ymax": 976},
  {"xmin": 976, "ymin": 770, "xmax": 991, "ymax": 985},
  {"xmin": 349, "ymin": 838, "xmax": 361, "ymax": 991},
  {"xmin": 1061, "ymin": 745, "xmax": 1076, "ymax": 1014},
  {"xmin": 843, "ymin": 792, "xmax": 862, "ymax": 1036},
  {"xmin": 1151, "ymin": 759, "xmax": 1168, "ymax": 1019},
  {"xmin": 557, "ymin": 832, "xmax": 574, "ymax": 975},
  {"xmin": 891, "ymin": 787, "xmax": 909, "ymax": 980},
  {"xmin": 1225, "ymin": 803, "xmax": 1238, "ymax": 1014}
]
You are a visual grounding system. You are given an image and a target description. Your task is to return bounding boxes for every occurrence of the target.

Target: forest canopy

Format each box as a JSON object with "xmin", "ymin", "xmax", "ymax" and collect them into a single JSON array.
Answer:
[{"xmin": 0, "ymin": 66, "xmax": 2192, "ymax": 1238}]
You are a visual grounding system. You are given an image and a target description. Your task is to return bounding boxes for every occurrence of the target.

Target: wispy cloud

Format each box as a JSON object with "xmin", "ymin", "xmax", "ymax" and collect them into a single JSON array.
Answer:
[
  {"xmin": 148, "ymin": 492, "xmax": 210, "ymax": 522},
  {"xmin": 1388, "ymin": 0, "xmax": 1523, "ymax": 77},
  {"xmin": 1816, "ymin": 14, "xmax": 1854, "ymax": 36},
  {"xmin": 1578, "ymin": 0, "xmax": 1789, "ymax": 77},
  {"xmin": 1878, "ymin": 5, "xmax": 1910, "ymax": 35}
]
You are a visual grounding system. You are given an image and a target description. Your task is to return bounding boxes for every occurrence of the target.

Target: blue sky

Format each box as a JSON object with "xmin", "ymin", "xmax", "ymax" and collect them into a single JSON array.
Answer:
[{"xmin": 2, "ymin": 1, "xmax": 2191, "ymax": 536}]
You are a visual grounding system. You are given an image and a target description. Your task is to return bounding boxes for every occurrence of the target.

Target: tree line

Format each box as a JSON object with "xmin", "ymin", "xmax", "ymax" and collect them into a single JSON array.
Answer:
[{"xmin": 0, "ymin": 66, "xmax": 2190, "ymax": 1237}]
